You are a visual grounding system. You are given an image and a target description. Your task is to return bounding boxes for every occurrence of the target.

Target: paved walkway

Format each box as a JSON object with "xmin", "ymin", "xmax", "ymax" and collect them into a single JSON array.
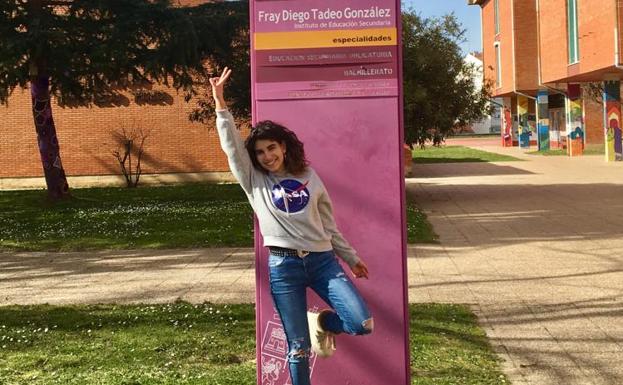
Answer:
[
  {"xmin": 1, "ymin": 138, "xmax": 622, "ymax": 384},
  {"xmin": 408, "ymin": 138, "xmax": 623, "ymax": 385},
  {"xmin": 0, "ymin": 248, "xmax": 256, "ymax": 305}
]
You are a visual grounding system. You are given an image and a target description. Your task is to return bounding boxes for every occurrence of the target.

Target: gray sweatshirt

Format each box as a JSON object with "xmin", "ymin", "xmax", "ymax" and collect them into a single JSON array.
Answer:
[{"xmin": 216, "ymin": 109, "xmax": 360, "ymax": 268}]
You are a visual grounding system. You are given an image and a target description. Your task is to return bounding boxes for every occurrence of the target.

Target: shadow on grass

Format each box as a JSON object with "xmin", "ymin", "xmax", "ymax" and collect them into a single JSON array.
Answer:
[
  {"xmin": 0, "ymin": 302, "xmax": 508, "ymax": 385},
  {"xmin": 0, "ymin": 302, "xmax": 257, "ymax": 384},
  {"xmin": 0, "ymin": 184, "xmax": 254, "ymax": 252}
]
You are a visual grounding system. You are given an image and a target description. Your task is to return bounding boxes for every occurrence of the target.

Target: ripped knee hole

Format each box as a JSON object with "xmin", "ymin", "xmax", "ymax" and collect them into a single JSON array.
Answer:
[
  {"xmin": 287, "ymin": 348, "xmax": 310, "ymax": 359},
  {"xmin": 361, "ymin": 317, "xmax": 374, "ymax": 333}
]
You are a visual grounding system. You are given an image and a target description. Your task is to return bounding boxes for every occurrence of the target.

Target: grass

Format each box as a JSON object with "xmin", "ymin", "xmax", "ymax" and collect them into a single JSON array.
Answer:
[
  {"xmin": 451, "ymin": 133, "xmax": 500, "ymax": 138},
  {"xmin": 526, "ymin": 144, "xmax": 605, "ymax": 156},
  {"xmin": 412, "ymin": 146, "xmax": 520, "ymax": 164},
  {"xmin": 526, "ymin": 149, "xmax": 567, "ymax": 156},
  {"xmin": 0, "ymin": 302, "xmax": 509, "ymax": 385},
  {"xmin": 0, "ymin": 184, "xmax": 254, "ymax": 251},
  {"xmin": 583, "ymin": 144, "xmax": 606, "ymax": 155},
  {"xmin": 0, "ymin": 302, "xmax": 256, "ymax": 385},
  {"xmin": 407, "ymin": 201, "xmax": 438, "ymax": 243},
  {"xmin": 0, "ymin": 184, "xmax": 435, "ymax": 251},
  {"xmin": 409, "ymin": 304, "xmax": 509, "ymax": 385}
]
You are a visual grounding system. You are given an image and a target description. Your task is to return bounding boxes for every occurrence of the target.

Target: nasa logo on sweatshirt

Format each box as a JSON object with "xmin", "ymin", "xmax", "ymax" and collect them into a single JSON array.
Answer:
[{"xmin": 271, "ymin": 179, "xmax": 310, "ymax": 213}]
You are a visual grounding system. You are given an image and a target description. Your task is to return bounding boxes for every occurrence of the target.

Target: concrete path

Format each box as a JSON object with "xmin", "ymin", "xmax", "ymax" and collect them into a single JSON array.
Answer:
[
  {"xmin": 2, "ymin": 138, "xmax": 622, "ymax": 384},
  {"xmin": 408, "ymin": 138, "xmax": 623, "ymax": 385},
  {"xmin": 0, "ymin": 248, "xmax": 256, "ymax": 305}
]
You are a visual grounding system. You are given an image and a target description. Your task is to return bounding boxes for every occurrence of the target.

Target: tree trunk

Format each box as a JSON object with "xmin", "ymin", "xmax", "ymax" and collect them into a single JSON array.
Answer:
[{"xmin": 31, "ymin": 75, "xmax": 70, "ymax": 200}]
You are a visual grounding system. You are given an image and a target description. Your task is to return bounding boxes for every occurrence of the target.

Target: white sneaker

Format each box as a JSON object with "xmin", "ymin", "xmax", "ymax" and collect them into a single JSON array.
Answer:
[{"xmin": 307, "ymin": 310, "xmax": 336, "ymax": 358}]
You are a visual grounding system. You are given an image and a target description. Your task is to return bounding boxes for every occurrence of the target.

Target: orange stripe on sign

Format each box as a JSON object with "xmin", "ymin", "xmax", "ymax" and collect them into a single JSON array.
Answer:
[{"xmin": 254, "ymin": 28, "xmax": 397, "ymax": 50}]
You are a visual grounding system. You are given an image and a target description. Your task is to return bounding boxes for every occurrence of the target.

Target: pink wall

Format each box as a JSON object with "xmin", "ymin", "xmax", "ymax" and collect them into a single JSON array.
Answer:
[{"xmin": 251, "ymin": 1, "xmax": 409, "ymax": 385}]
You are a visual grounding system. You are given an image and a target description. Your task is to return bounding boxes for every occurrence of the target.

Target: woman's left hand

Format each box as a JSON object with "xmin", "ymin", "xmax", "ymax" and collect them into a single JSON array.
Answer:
[{"xmin": 350, "ymin": 261, "xmax": 369, "ymax": 279}]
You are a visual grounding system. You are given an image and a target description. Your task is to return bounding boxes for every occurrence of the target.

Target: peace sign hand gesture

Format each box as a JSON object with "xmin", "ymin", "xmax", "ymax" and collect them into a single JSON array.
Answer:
[{"xmin": 209, "ymin": 67, "xmax": 232, "ymax": 111}]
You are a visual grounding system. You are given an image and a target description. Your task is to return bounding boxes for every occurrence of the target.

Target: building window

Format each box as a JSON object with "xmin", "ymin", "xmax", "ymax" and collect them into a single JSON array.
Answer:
[
  {"xmin": 494, "ymin": 0, "xmax": 500, "ymax": 35},
  {"xmin": 494, "ymin": 42, "xmax": 502, "ymax": 88},
  {"xmin": 567, "ymin": 0, "xmax": 579, "ymax": 63}
]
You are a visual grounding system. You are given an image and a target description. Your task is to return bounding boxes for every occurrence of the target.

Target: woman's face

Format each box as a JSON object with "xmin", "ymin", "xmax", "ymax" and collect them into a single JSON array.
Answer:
[{"xmin": 254, "ymin": 139, "xmax": 287, "ymax": 174}]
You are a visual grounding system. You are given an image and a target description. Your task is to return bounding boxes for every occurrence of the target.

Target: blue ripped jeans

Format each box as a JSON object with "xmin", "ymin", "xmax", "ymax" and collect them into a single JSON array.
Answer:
[{"xmin": 268, "ymin": 250, "xmax": 372, "ymax": 385}]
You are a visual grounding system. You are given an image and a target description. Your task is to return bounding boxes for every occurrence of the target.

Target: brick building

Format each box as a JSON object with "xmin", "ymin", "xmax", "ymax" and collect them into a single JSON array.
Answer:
[
  {"xmin": 469, "ymin": 0, "xmax": 623, "ymax": 160},
  {"xmin": 0, "ymin": 0, "xmax": 240, "ymax": 189}
]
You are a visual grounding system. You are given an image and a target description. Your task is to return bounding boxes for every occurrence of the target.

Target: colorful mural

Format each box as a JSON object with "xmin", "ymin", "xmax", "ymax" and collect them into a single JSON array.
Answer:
[
  {"xmin": 566, "ymin": 84, "xmax": 584, "ymax": 156},
  {"xmin": 502, "ymin": 98, "xmax": 512, "ymax": 147},
  {"xmin": 604, "ymin": 80, "xmax": 622, "ymax": 162},
  {"xmin": 537, "ymin": 90, "xmax": 550, "ymax": 151},
  {"xmin": 517, "ymin": 95, "xmax": 531, "ymax": 148},
  {"xmin": 549, "ymin": 109, "xmax": 564, "ymax": 149}
]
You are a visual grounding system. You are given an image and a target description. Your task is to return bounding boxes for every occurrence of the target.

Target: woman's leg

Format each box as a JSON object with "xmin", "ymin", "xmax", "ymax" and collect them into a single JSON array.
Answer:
[
  {"xmin": 268, "ymin": 254, "xmax": 312, "ymax": 385},
  {"xmin": 307, "ymin": 251, "xmax": 373, "ymax": 336}
]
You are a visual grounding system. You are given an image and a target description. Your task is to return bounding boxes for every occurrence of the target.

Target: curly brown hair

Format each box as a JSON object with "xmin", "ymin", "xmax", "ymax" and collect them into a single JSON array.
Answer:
[{"xmin": 244, "ymin": 120, "xmax": 309, "ymax": 175}]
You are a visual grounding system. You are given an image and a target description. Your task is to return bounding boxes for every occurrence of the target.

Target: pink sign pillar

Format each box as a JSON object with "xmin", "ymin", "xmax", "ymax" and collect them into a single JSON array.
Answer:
[{"xmin": 251, "ymin": 2, "xmax": 409, "ymax": 385}]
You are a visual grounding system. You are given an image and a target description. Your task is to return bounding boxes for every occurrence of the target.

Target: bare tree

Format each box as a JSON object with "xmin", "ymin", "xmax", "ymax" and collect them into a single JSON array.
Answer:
[{"xmin": 111, "ymin": 123, "xmax": 150, "ymax": 188}]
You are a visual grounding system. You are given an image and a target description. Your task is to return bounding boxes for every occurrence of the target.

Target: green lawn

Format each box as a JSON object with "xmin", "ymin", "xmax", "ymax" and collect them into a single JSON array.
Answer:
[
  {"xmin": 0, "ymin": 184, "xmax": 435, "ymax": 251},
  {"xmin": 0, "ymin": 184, "xmax": 254, "ymax": 251},
  {"xmin": 412, "ymin": 146, "xmax": 520, "ymax": 164},
  {"xmin": 0, "ymin": 302, "xmax": 508, "ymax": 385},
  {"xmin": 526, "ymin": 149, "xmax": 566, "ymax": 156},
  {"xmin": 407, "ymin": 201, "xmax": 437, "ymax": 244},
  {"xmin": 451, "ymin": 133, "xmax": 500, "ymax": 138},
  {"xmin": 527, "ymin": 144, "xmax": 605, "ymax": 156},
  {"xmin": 583, "ymin": 145, "xmax": 606, "ymax": 155}
]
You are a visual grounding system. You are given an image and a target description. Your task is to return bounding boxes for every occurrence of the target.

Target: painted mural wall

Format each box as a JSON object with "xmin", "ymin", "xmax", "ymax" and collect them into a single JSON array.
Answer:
[
  {"xmin": 566, "ymin": 84, "xmax": 584, "ymax": 156},
  {"xmin": 517, "ymin": 95, "xmax": 531, "ymax": 148},
  {"xmin": 537, "ymin": 90, "xmax": 550, "ymax": 151},
  {"xmin": 502, "ymin": 97, "xmax": 513, "ymax": 147},
  {"xmin": 549, "ymin": 108, "xmax": 564, "ymax": 149},
  {"xmin": 604, "ymin": 80, "xmax": 622, "ymax": 161}
]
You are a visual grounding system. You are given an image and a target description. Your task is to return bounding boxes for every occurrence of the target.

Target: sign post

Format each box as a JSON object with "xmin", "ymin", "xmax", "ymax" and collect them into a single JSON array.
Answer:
[{"xmin": 251, "ymin": 2, "xmax": 409, "ymax": 384}]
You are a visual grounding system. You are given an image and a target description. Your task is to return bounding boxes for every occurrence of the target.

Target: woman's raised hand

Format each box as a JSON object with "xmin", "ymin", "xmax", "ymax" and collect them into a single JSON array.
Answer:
[{"xmin": 209, "ymin": 67, "xmax": 232, "ymax": 110}]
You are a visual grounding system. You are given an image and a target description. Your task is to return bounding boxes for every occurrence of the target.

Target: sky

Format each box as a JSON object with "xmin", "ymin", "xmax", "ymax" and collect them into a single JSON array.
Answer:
[{"xmin": 402, "ymin": 0, "xmax": 482, "ymax": 55}]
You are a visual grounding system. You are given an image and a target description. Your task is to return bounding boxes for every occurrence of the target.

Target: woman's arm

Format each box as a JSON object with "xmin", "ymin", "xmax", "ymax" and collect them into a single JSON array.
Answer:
[
  {"xmin": 210, "ymin": 68, "xmax": 256, "ymax": 194},
  {"xmin": 318, "ymin": 189, "xmax": 370, "ymax": 279}
]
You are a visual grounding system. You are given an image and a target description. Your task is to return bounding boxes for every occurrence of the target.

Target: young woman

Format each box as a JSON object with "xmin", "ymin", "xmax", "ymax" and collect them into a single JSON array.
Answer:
[{"xmin": 210, "ymin": 68, "xmax": 373, "ymax": 385}]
